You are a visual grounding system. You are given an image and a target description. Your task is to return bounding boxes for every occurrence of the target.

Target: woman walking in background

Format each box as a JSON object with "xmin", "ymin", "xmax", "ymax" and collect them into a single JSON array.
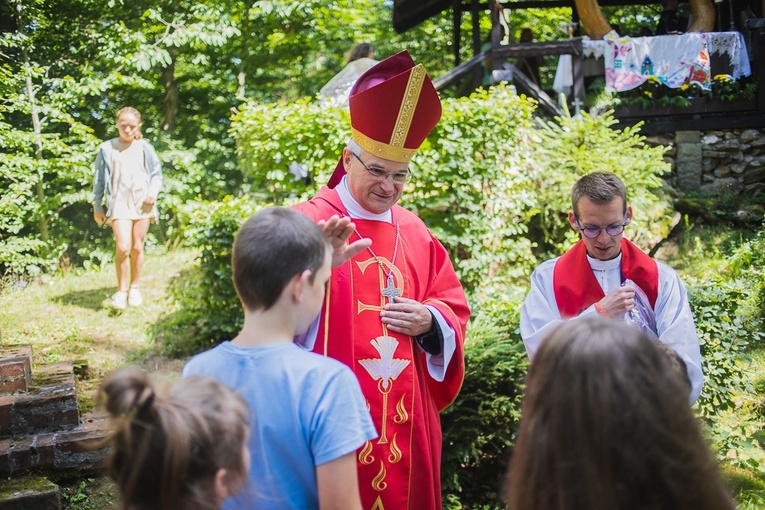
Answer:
[{"xmin": 92, "ymin": 107, "xmax": 162, "ymax": 309}]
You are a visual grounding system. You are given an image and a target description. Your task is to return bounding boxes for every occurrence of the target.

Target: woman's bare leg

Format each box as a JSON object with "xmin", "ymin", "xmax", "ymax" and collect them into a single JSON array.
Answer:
[
  {"xmin": 130, "ymin": 218, "xmax": 151, "ymax": 286},
  {"xmin": 111, "ymin": 220, "xmax": 133, "ymax": 292}
]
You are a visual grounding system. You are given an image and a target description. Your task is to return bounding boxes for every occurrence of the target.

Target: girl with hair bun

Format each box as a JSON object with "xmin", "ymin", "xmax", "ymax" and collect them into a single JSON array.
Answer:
[{"xmin": 99, "ymin": 367, "xmax": 251, "ymax": 510}]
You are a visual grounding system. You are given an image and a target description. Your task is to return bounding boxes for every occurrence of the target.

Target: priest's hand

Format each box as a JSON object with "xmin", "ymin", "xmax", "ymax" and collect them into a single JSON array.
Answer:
[
  {"xmin": 381, "ymin": 297, "xmax": 433, "ymax": 337},
  {"xmin": 598, "ymin": 285, "xmax": 635, "ymax": 318},
  {"xmin": 317, "ymin": 215, "xmax": 372, "ymax": 268}
]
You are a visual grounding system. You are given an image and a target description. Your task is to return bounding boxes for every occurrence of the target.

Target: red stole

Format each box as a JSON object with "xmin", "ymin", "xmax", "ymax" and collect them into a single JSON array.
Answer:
[
  {"xmin": 553, "ymin": 238, "xmax": 658, "ymax": 318},
  {"xmin": 293, "ymin": 187, "xmax": 469, "ymax": 510}
]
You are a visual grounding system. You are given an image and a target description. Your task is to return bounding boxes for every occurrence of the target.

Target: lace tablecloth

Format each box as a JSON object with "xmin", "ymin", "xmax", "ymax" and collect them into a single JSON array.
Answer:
[{"xmin": 582, "ymin": 31, "xmax": 751, "ymax": 92}]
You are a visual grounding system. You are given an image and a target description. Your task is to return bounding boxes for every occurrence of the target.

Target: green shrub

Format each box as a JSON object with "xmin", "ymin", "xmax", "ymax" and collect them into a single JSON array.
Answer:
[
  {"xmin": 689, "ymin": 277, "xmax": 760, "ymax": 419},
  {"xmin": 686, "ymin": 275, "xmax": 764, "ymax": 473},
  {"xmin": 153, "ymin": 195, "xmax": 266, "ymax": 356},
  {"xmin": 229, "ymin": 97, "xmax": 350, "ymax": 205},
  {"xmin": 441, "ymin": 311, "xmax": 528, "ymax": 510},
  {"xmin": 527, "ymin": 107, "xmax": 673, "ymax": 258}
]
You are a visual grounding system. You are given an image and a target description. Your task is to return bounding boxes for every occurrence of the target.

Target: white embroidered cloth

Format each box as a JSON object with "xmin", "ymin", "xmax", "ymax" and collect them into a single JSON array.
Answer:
[{"xmin": 582, "ymin": 31, "xmax": 750, "ymax": 92}]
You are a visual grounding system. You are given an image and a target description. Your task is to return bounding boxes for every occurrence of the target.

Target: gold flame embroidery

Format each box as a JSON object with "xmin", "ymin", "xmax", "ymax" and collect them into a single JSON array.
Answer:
[
  {"xmin": 394, "ymin": 394, "xmax": 408, "ymax": 424},
  {"xmin": 388, "ymin": 433, "xmax": 402, "ymax": 464},
  {"xmin": 372, "ymin": 461, "xmax": 387, "ymax": 491},
  {"xmin": 358, "ymin": 441, "xmax": 374, "ymax": 465}
]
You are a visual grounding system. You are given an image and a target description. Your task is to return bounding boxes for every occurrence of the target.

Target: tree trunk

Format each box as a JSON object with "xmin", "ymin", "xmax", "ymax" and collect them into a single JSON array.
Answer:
[
  {"xmin": 237, "ymin": 0, "xmax": 254, "ymax": 100},
  {"xmin": 161, "ymin": 47, "xmax": 178, "ymax": 132},
  {"xmin": 573, "ymin": 0, "xmax": 611, "ymax": 40},
  {"xmin": 15, "ymin": 1, "xmax": 48, "ymax": 241},
  {"xmin": 687, "ymin": 0, "xmax": 716, "ymax": 33}
]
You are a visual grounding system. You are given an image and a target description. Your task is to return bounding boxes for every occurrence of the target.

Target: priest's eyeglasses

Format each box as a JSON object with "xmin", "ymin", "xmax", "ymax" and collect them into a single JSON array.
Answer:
[
  {"xmin": 574, "ymin": 215, "xmax": 629, "ymax": 238},
  {"xmin": 352, "ymin": 152, "xmax": 410, "ymax": 184}
]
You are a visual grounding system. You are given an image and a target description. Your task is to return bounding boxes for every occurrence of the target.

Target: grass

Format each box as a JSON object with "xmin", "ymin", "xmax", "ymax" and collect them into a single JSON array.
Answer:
[
  {"xmin": 0, "ymin": 246, "xmax": 196, "ymax": 411},
  {"xmin": 0, "ymin": 247, "xmax": 199, "ymax": 509}
]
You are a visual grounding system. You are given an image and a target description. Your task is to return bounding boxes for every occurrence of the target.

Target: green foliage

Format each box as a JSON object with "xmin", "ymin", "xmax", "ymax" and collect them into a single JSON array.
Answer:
[
  {"xmin": 153, "ymin": 196, "xmax": 266, "ymax": 356},
  {"xmin": 726, "ymin": 224, "xmax": 765, "ymax": 320},
  {"xmin": 230, "ymin": 98, "xmax": 350, "ymax": 204},
  {"xmin": 589, "ymin": 75, "xmax": 758, "ymax": 111},
  {"xmin": 686, "ymin": 274, "xmax": 765, "ymax": 472},
  {"xmin": 690, "ymin": 278, "xmax": 759, "ymax": 418},
  {"xmin": 527, "ymin": 107, "xmax": 673, "ymax": 258},
  {"xmin": 407, "ymin": 85, "xmax": 538, "ymax": 291},
  {"xmin": 441, "ymin": 311, "xmax": 528, "ymax": 510}
]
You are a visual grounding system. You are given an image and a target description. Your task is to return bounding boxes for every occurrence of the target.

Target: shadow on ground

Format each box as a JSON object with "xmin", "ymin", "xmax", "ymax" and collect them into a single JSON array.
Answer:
[{"xmin": 53, "ymin": 287, "xmax": 115, "ymax": 311}]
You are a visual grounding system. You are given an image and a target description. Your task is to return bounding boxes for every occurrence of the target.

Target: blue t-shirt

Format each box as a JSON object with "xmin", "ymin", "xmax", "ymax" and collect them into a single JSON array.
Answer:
[{"xmin": 183, "ymin": 341, "xmax": 377, "ymax": 510}]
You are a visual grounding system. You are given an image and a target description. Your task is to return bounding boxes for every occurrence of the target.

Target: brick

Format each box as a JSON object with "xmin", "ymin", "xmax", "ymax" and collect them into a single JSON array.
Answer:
[
  {"xmin": 0, "ymin": 345, "xmax": 32, "ymax": 395},
  {"xmin": 4, "ymin": 363, "xmax": 80, "ymax": 436},
  {"xmin": 54, "ymin": 417, "xmax": 111, "ymax": 471},
  {"xmin": 0, "ymin": 437, "xmax": 34, "ymax": 474},
  {"xmin": 0, "ymin": 476, "xmax": 60, "ymax": 510},
  {"xmin": 33, "ymin": 363, "xmax": 75, "ymax": 390},
  {"xmin": 12, "ymin": 391, "xmax": 79, "ymax": 434},
  {"xmin": 0, "ymin": 395, "xmax": 12, "ymax": 435},
  {"xmin": 29, "ymin": 433, "xmax": 55, "ymax": 467}
]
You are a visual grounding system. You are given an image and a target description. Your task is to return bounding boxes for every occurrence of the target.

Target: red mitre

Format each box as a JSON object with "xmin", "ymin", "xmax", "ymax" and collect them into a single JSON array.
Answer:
[{"xmin": 327, "ymin": 50, "xmax": 442, "ymax": 188}]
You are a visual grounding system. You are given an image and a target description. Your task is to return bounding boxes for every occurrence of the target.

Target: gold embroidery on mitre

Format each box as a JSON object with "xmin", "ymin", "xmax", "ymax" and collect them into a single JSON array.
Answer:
[
  {"xmin": 390, "ymin": 64, "xmax": 425, "ymax": 149},
  {"xmin": 372, "ymin": 461, "xmax": 388, "ymax": 491},
  {"xmin": 351, "ymin": 128, "xmax": 415, "ymax": 163},
  {"xmin": 359, "ymin": 440, "xmax": 375, "ymax": 465},
  {"xmin": 371, "ymin": 496, "xmax": 385, "ymax": 510},
  {"xmin": 388, "ymin": 432, "xmax": 402, "ymax": 464},
  {"xmin": 394, "ymin": 394, "xmax": 408, "ymax": 424}
]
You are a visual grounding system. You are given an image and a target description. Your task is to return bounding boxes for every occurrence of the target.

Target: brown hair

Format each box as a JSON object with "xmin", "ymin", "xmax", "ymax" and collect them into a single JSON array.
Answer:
[
  {"xmin": 348, "ymin": 43, "xmax": 374, "ymax": 62},
  {"xmin": 232, "ymin": 206, "xmax": 329, "ymax": 311},
  {"xmin": 505, "ymin": 318, "xmax": 731, "ymax": 510},
  {"xmin": 571, "ymin": 172, "xmax": 627, "ymax": 216},
  {"xmin": 116, "ymin": 106, "xmax": 143, "ymax": 140},
  {"xmin": 100, "ymin": 367, "xmax": 250, "ymax": 510}
]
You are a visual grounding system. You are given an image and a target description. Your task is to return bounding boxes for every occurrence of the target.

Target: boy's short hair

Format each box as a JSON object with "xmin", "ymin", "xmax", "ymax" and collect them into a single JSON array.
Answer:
[
  {"xmin": 571, "ymin": 172, "xmax": 628, "ymax": 216},
  {"xmin": 233, "ymin": 207, "xmax": 329, "ymax": 311}
]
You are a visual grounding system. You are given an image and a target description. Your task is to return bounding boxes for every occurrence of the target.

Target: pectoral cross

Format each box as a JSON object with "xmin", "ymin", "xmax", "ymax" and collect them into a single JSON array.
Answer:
[{"xmin": 381, "ymin": 274, "xmax": 402, "ymax": 304}]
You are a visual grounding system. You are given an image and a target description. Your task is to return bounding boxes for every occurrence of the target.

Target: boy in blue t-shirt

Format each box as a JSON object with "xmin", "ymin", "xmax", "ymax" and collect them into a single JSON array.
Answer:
[{"xmin": 183, "ymin": 207, "xmax": 377, "ymax": 510}]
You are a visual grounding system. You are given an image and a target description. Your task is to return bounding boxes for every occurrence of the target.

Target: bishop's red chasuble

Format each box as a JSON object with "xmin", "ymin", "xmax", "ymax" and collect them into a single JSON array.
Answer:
[
  {"xmin": 552, "ymin": 238, "xmax": 659, "ymax": 318},
  {"xmin": 294, "ymin": 187, "xmax": 469, "ymax": 510}
]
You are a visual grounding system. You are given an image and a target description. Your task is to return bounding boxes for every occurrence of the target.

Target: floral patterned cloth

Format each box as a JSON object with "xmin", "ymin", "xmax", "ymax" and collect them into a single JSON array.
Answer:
[{"xmin": 587, "ymin": 31, "xmax": 751, "ymax": 92}]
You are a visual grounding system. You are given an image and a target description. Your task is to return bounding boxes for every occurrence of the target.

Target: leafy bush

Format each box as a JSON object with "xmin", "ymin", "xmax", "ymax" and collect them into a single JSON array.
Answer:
[
  {"xmin": 686, "ymin": 273, "xmax": 765, "ymax": 472},
  {"xmin": 526, "ymin": 106, "xmax": 673, "ymax": 257},
  {"xmin": 229, "ymin": 97, "xmax": 350, "ymax": 205},
  {"xmin": 588, "ymin": 74, "xmax": 757, "ymax": 110},
  {"xmin": 407, "ymin": 85, "xmax": 538, "ymax": 292},
  {"xmin": 153, "ymin": 196, "xmax": 266, "ymax": 356},
  {"xmin": 441, "ymin": 311, "xmax": 528, "ymax": 510},
  {"xmin": 689, "ymin": 277, "xmax": 760, "ymax": 420}
]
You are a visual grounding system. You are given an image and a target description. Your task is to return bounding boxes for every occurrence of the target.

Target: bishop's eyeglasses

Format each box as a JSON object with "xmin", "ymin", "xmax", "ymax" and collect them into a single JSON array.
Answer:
[
  {"xmin": 574, "ymin": 215, "xmax": 629, "ymax": 238},
  {"xmin": 352, "ymin": 152, "xmax": 411, "ymax": 184}
]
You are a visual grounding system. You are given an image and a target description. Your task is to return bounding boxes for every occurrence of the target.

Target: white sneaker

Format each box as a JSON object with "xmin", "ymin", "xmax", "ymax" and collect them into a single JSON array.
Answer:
[
  {"xmin": 108, "ymin": 291, "xmax": 128, "ymax": 310},
  {"xmin": 128, "ymin": 287, "xmax": 143, "ymax": 307}
]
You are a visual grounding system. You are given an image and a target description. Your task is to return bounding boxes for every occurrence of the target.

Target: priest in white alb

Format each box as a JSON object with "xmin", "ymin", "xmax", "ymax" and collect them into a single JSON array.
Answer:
[{"xmin": 520, "ymin": 172, "xmax": 703, "ymax": 403}]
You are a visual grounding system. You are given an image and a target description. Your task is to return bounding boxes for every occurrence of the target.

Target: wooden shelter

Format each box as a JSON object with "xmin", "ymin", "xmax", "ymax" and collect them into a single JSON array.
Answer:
[{"xmin": 394, "ymin": 0, "xmax": 765, "ymax": 131}]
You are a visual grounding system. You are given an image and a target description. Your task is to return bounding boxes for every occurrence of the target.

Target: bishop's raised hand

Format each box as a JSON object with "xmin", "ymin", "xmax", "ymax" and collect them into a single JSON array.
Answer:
[{"xmin": 318, "ymin": 215, "xmax": 372, "ymax": 268}]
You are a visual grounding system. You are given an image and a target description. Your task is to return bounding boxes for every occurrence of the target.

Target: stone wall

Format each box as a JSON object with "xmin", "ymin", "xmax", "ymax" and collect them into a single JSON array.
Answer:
[{"xmin": 645, "ymin": 128, "xmax": 765, "ymax": 195}]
